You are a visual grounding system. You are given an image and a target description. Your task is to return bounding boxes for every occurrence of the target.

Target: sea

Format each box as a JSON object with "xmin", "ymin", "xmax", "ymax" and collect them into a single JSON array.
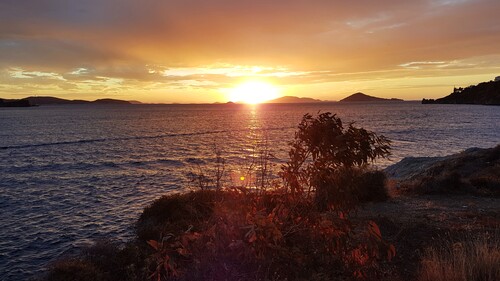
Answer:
[{"xmin": 1, "ymin": 102, "xmax": 499, "ymax": 280}]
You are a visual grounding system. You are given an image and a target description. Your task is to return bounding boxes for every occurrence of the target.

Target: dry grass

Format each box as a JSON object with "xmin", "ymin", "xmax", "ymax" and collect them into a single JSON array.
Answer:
[{"xmin": 419, "ymin": 231, "xmax": 500, "ymax": 281}]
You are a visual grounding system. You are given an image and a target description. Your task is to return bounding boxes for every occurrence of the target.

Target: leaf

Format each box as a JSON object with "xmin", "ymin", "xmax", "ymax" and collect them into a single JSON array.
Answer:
[
  {"xmin": 368, "ymin": 221, "xmax": 382, "ymax": 240},
  {"xmin": 248, "ymin": 231, "xmax": 257, "ymax": 243},
  {"xmin": 147, "ymin": 240, "xmax": 159, "ymax": 251},
  {"xmin": 181, "ymin": 232, "xmax": 201, "ymax": 247},
  {"xmin": 163, "ymin": 256, "xmax": 170, "ymax": 271},
  {"xmin": 339, "ymin": 212, "xmax": 345, "ymax": 219},
  {"xmin": 387, "ymin": 244, "xmax": 396, "ymax": 261},
  {"xmin": 176, "ymin": 247, "xmax": 190, "ymax": 257}
]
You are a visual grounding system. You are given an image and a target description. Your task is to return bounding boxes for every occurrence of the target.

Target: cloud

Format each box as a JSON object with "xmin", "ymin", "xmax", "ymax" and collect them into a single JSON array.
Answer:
[{"xmin": 0, "ymin": 0, "xmax": 499, "ymax": 101}]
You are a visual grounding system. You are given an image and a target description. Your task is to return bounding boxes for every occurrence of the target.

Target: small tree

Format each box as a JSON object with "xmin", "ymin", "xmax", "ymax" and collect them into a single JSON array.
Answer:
[{"xmin": 281, "ymin": 112, "xmax": 390, "ymax": 211}]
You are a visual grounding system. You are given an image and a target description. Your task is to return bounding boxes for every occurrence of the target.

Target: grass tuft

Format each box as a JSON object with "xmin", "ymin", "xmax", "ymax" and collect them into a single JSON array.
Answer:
[{"xmin": 419, "ymin": 231, "xmax": 500, "ymax": 281}]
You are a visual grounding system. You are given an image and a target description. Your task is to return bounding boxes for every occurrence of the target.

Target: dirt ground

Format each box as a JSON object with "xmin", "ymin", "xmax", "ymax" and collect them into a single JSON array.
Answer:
[{"xmin": 355, "ymin": 195, "xmax": 500, "ymax": 280}]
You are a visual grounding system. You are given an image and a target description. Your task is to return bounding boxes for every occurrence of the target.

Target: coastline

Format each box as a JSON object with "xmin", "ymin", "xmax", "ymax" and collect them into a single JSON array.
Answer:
[{"xmin": 37, "ymin": 145, "xmax": 500, "ymax": 281}]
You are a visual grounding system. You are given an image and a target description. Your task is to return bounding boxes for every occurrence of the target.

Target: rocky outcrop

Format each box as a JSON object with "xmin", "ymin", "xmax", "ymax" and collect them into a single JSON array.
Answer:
[{"xmin": 385, "ymin": 146, "xmax": 500, "ymax": 196}]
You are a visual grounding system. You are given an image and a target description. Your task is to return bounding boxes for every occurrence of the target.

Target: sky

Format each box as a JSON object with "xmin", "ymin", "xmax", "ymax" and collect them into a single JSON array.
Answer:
[{"xmin": 1, "ymin": 0, "xmax": 499, "ymax": 103}]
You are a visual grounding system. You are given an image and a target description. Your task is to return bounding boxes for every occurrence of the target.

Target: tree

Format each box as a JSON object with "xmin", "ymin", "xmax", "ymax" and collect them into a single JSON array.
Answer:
[{"xmin": 281, "ymin": 112, "xmax": 390, "ymax": 211}]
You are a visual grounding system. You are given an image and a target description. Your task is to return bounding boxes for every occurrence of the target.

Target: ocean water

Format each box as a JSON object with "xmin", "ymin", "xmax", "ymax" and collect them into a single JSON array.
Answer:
[{"xmin": 0, "ymin": 102, "xmax": 499, "ymax": 280}]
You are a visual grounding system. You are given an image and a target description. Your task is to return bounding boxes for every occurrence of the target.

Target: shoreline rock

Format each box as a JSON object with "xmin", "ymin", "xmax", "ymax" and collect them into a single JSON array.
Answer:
[{"xmin": 385, "ymin": 146, "xmax": 500, "ymax": 196}]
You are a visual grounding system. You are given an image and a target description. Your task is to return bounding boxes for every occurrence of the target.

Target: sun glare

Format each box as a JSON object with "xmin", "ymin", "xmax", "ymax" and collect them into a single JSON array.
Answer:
[{"xmin": 229, "ymin": 81, "xmax": 280, "ymax": 104}]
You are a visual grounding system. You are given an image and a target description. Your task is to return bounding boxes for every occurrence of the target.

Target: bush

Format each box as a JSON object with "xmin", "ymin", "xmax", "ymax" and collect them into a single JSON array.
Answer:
[
  {"xmin": 45, "ymin": 259, "xmax": 104, "ymax": 281},
  {"xmin": 137, "ymin": 190, "xmax": 220, "ymax": 241},
  {"xmin": 356, "ymin": 170, "xmax": 389, "ymax": 203},
  {"xmin": 281, "ymin": 112, "xmax": 391, "ymax": 211}
]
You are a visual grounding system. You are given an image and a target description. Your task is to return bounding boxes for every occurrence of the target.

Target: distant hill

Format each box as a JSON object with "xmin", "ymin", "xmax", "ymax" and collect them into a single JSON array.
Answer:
[
  {"xmin": 339, "ymin": 92, "xmax": 404, "ymax": 102},
  {"xmin": 26, "ymin": 96, "xmax": 89, "ymax": 105},
  {"xmin": 128, "ymin": 100, "xmax": 143, "ymax": 104},
  {"xmin": 422, "ymin": 80, "xmax": 500, "ymax": 105},
  {"xmin": 23, "ymin": 96, "xmax": 132, "ymax": 105},
  {"xmin": 93, "ymin": 98, "xmax": 131, "ymax": 105},
  {"xmin": 265, "ymin": 96, "xmax": 323, "ymax": 103}
]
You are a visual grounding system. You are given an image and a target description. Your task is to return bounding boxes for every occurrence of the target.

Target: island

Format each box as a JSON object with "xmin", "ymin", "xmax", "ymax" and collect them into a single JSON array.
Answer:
[
  {"xmin": 339, "ymin": 92, "xmax": 404, "ymax": 102},
  {"xmin": 0, "ymin": 96, "xmax": 136, "ymax": 106},
  {"xmin": 422, "ymin": 79, "xmax": 500, "ymax": 105},
  {"xmin": 264, "ymin": 96, "xmax": 324, "ymax": 103}
]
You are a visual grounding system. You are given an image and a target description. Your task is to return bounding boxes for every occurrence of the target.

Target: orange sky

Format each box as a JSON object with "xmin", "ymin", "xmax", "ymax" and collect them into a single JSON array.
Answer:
[{"xmin": 1, "ymin": 0, "xmax": 499, "ymax": 103}]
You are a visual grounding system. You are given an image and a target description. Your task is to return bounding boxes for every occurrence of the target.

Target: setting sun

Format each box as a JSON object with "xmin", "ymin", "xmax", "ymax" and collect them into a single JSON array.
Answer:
[{"xmin": 228, "ymin": 81, "xmax": 280, "ymax": 104}]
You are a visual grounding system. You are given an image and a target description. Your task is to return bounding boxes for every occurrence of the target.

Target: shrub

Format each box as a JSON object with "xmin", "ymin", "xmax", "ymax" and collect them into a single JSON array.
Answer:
[
  {"xmin": 45, "ymin": 259, "xmax": 104, "ymax": 281},
  {"xmin": 281, "ymin": 112, "xmax": 391, "ymax": 211},
  {"xmin": 44, "ymin": 240, "xmax": 149, "ymax": 281},
  {"xmin": 137, "ymin": 190, "xmax": 220, "ymax": 241},
  {"xmin": 355, "ymin": 170, "xmax": 389, "ymax": 203}
]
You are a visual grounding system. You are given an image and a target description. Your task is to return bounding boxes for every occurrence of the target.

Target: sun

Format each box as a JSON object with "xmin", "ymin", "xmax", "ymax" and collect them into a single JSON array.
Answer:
[{"xmin": 228, "ymin": 81, "xmax": 280, "ymax": 104}]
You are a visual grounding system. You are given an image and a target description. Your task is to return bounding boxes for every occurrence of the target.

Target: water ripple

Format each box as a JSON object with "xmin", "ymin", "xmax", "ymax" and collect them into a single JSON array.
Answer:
[{"xmin": 0, "ymin": 103, "xmax": 499, "ymax": 281}]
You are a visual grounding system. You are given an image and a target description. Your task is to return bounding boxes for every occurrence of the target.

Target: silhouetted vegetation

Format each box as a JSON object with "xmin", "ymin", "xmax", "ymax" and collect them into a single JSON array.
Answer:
[
  {"xmin": 282, "ymin": 112, "xmax": 390, "ymax": 210},
  {"xmin": 356, "ymin": 170, "xmax": 389, "ymax": 203},
  {"xmin": 45, "ymin": 240, "xmax": 149, "ymax": 281},
  {"xmin": 136, "ymin": 190, "xmax": 220, "ymax": 241}
]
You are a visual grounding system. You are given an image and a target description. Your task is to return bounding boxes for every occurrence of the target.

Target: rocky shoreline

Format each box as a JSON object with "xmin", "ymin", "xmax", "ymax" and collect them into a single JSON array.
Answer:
[{"xmin": 385, "ymin": 145, "xmax": 500, "ymax": 196}]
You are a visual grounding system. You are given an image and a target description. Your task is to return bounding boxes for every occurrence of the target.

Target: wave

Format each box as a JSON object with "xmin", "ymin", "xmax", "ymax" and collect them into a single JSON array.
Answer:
[
  {"xmin": 0, "ymin": 126, "xmax": 295, "ymax": 150},
  {"xmin": 2, "ymin": 158, "xmax": 186, "ymax": 174}
]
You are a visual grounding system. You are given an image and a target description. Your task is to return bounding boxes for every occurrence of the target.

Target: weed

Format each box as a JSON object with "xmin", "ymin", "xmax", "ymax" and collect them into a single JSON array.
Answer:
[{"xmin": 419, "ymin": 231, "xmax": 500, "ymax": 281}]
